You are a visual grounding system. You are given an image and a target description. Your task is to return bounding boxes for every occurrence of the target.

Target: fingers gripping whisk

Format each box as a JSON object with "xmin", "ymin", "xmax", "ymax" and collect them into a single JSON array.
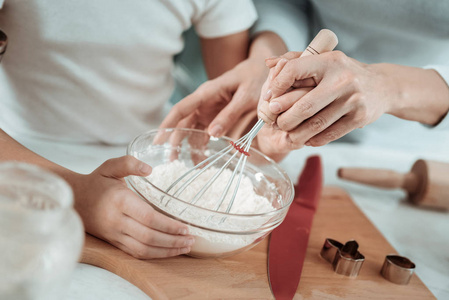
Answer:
[
  {"xmin": 163, "ymin": 30, "xmax": 337, "ymax": 213},
  {"xmin": 165, "ymin": 119, "xmax": 265, "ymax": 213}
]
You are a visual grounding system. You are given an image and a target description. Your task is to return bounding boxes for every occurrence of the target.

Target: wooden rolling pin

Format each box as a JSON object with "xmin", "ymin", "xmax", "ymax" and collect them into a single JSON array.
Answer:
[{"xmin": 338, "ymin": 159, "xmax": 449, "ymax": 210}]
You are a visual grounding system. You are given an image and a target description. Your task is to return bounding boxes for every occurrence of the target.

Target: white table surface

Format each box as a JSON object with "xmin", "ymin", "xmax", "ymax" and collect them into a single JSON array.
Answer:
[{"xmin": 17, "ymin": 130, "xmax": 449, "ymax": 300}]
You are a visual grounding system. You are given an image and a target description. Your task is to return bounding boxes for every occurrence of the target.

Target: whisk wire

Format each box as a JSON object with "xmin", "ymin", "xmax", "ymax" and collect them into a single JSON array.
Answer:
[
  {"xmin": 170, "ymin": 145, "xmax": 233, "ymax": 198},
  {"xmin": 165, "ymin": 134, "xmax": 248, "ymax": 196},
  {"xmin": 225, "ymin": 124, "xmax": 263, "ymax": 211},
  {"xmin": 188, "ymin": 149, "xmax": 239, "ymax": 206},
  {"xmin": 166, "ymin": 118, "xmax": 265, "ymax": 213},
  {"xmin": 213, "ymin": 150, "xmax": 245, "ymax": 211}
]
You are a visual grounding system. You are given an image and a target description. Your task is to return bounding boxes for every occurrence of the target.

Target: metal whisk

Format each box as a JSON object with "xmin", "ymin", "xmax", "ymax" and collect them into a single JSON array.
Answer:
[
  {"xmin": 165, "ymin": 29, "xmax": 338, "ymax": 213},
  {"xmin": 165, "ymin": 119, "xmax": 265, "ymax": 213}
]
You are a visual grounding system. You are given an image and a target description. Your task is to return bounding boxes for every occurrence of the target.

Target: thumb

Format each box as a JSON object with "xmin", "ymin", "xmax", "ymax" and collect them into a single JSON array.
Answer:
[{"xmin": 97, "ymin": 156, "xmax": 152, "ymax": 179}]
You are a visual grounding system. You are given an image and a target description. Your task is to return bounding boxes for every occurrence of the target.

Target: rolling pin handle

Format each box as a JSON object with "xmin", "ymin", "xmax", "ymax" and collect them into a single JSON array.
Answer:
[
  {"xmin": 337, "ymin": 167, "xmax": 405, "ymax": 190},
  {"xmin": 337, "ymin": 167, "xmax": 420, "ymax": 194}
]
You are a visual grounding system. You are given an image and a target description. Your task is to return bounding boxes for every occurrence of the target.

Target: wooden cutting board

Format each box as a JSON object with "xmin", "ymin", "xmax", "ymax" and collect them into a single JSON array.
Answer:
[{"xmin": 81, "ymin": 186, "xmax": 435, "ymax": 299}]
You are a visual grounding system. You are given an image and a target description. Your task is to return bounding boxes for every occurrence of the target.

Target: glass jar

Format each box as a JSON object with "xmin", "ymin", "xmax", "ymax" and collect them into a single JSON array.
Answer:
[{"xmin": 0, "ymin": 162, "xmax": 84, "ymax": 300}]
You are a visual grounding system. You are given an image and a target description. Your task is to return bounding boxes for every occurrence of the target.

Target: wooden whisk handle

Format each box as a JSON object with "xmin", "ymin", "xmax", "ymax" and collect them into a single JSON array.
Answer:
[{"xmin": 301, "ymin": 29, "xmax": 339, "ymax": 58}]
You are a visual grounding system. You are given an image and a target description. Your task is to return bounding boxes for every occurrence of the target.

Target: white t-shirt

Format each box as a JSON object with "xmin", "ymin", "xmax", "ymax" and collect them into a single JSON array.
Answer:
[
  {"xmin": 252, "ymin": 0, "xmax": 449, "ymax": 151},
  {"xmin": 0, "ymin": 0, "xmax": 257, "ymax": 144}
]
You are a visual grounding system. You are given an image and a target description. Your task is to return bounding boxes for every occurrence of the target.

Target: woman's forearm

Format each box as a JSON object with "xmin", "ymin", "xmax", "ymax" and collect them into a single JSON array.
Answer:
[{"xmin": 372, "ymin": 63, "xmax": 449, "ymax": 126}]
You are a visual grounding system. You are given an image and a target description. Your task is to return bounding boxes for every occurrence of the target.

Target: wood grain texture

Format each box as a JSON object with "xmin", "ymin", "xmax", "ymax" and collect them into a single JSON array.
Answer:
[{"xmin": 81, "ymin": 186, "xmax": 435, "ymax": 299}]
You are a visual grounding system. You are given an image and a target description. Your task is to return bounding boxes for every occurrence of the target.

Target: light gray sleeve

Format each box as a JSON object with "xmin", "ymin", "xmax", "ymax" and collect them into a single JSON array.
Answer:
[
  {"xmin": 423, "ymin": 65, "xmax": 449, "ymax": 130},
  {"xmin": 251, "ymin": 0, "xmax": 309, "ymax": 51}
]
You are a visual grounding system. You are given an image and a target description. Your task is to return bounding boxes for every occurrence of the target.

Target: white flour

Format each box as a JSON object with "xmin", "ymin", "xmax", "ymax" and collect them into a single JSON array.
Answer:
[
  {"xmin": 148, "ymin": 160, "xmax": 274, "ymax": 214},
  {"xmin": 131, "ymin": 160, "xmax": 277, "ymax": 257}
]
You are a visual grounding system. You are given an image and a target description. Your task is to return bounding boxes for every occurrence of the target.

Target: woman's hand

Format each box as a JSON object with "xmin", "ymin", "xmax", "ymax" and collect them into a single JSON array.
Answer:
[
  {"xmin": 72, "ymin": 155, "xmax": 195, "ymax": 259},
  {"xmin": 257, "ymin": 50, "xmax": 449, "ymax": 154},
  {"xmin": 259, "ymin": 51, "xmax": 392, "ymax": 149}
]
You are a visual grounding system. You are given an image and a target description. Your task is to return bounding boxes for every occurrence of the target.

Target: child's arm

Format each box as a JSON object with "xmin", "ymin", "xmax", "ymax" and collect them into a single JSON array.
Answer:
[
  {"xmin": 200, "ymin": 30, "xmax": 249, "ymax": 79},
  {"xmin": 0, "ymin": 129, "xmax": 194, "ymax": 259}
]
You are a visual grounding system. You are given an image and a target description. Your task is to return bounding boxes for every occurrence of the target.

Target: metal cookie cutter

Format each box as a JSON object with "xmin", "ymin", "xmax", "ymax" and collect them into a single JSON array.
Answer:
[
  {"xmin": 0, "ymin": 29, "xmax": 7, "ymax": 62},
  {"xmin": 380, "ymin": 255, "xmax": 415, "ymax": 285},
  {"xmin": 320, "ymin": 238, "xmax": 365, "ymax": 278}
]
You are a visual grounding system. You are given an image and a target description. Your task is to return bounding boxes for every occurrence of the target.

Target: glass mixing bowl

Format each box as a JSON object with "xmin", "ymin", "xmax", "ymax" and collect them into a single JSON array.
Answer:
[{"xmin": 126, "ymin": 128, "xmax": 294, "ymax": 258}]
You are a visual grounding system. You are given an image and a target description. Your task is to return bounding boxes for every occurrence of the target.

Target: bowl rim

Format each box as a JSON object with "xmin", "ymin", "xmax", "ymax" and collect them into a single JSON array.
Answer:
[
  {"xmin": 126, "ymin": 180, "xmax": 286, "ymax": 234},
  {"xmin": 127, "ymin": 127, "xmax": 295, "ymax": 218}
]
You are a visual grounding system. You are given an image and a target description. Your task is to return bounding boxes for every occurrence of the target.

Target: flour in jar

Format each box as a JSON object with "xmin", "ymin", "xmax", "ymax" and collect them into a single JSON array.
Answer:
[{"xmin": 132, "ymin": 159, "xmax": 277, "ymax": 256}]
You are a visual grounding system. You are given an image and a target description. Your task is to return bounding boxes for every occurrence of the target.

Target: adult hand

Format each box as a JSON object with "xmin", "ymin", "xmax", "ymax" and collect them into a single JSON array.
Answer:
[
  {"xmin": 160, "ymin": 56, "xmax": 268, "ymax": 137},
  {"xmin": 254, "ymin": 87, "xmax": 313, "ymax": 162},
  {"xmin": 73, "ymin": 155, "xmax": 194, "ymax": 259},
  {"xmin": 258, "ymin": 50, "xmax": 394, "ymax": 149}
]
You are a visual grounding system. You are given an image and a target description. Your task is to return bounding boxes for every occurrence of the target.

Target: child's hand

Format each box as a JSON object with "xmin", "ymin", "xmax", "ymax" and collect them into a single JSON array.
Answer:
[
  {"xmin": 72, "ymin": 156, "xmax": 194, "ymax": 259},
  {"xmin": 160, "ymin": 56, "xmax": 269, "ymax": 138}
]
